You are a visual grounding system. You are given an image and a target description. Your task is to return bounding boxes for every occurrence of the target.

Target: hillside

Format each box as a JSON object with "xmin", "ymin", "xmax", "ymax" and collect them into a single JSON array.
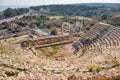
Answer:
[
  {"xmin": 30, "ymin": 3, "xmax": 120, "ymax": 17},
  {"xmin": 0, "ymin": 36, "xmax": 120, "ymax": 79},
  {"xmin": 80, "ymin": 3, "xmax": 120, "ymax": 8},
  {"xmin": 109, "ymin": 15, "xmax": 120, "ymax": 26},
  {"xmin": 0, "ymin": 1, "xmax": 120, "ymax": 80}
]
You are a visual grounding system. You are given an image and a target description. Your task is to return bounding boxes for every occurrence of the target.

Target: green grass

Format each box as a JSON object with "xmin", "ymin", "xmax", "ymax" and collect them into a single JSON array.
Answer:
[
  {"xmin": 51, "ymin": 45, "xmax": 63, "ymax": 51},
  {"xmin": 46, "ymin": 52, "xmax": 57, "ymax": 57},
  {"xmin": 37, "ymin": 45, "xmax": 63, "ymax": 57}
]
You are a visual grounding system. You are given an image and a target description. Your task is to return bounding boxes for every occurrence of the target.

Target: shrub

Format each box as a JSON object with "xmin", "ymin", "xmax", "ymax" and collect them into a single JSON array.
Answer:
[
  {"xmin": 87, "ymin": 65, "xmax": 94, "ymax": 72},
  {"xmin": 50, "ymin": 27, "xmax": 58, "ymax": 35},
  {"xmin": 87, "ymin": 65, "xmax": 102, "ymax": 72},
  {"xmin": 86, "ymin": 26, "xmax": 91, "ymax": 31},
  {"xmin": 96, "ymin": 66, "xmax": 102, "ymax": 72},
  {"xmin": 112, "ymin": 59, "xmax": 119, "ymax": 65},
  {"xmin": 51, "ymin": 46, "xmax": 63, "ymax": 51},
  {"xmin": 5, "ymin": 71, "xmax": 18, "ymax": 77},
  {"xmin": 115, "ymin": 76, "xmax": 120, "ymax": 80}
]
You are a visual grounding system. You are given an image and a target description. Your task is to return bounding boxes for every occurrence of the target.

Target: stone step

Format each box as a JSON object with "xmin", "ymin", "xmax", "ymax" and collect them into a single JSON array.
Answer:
[
  {"xmin": 106, "ymin": 31, "xmax": 120, "ymax": 42},
  {"xmin": 96, "ymin": 38, "xmax": 105, "ymax": 49},
  {"xmin": 104, "ymin": 36, "xmax": 113, "ymax": 46},
  {"xmin": 107, "ymin": 34, "xmax": 117, "ymax": 46},
  {"xmin": 72, "ymin": 23, "xmax": 120, "ymax": 53},
  {"xmin": 77, "ymin": 42, "xmax": 84, "ymax": 48},
  {"xmin": 108, "ymin": 33, "xmax": 120, "ymax": 46}
]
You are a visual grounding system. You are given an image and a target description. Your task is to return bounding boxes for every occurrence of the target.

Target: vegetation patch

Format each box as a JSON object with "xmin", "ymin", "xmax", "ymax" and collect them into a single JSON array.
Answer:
[
  {"xmin": 0, "ymin": 63, "xmax": 27, "ymax": 72},
  {"xmin": 79, "ymin": 46, "xmax": 88, "ymax": 57},
  {"xmin": 46, "ymin": 52, "xmax": 57, "ymax": 57},
  {"xmin": 112, "ymin": 59, "xmax": 119, "ymax": 65},
  {"xmin": 16, "ymin": 68, "xmax": 27, "ymax": 72},
  {"xmin": 37, "ymin": 45, "xmax": 63, "ymax": 57},
  {"xmin": 50, "ymin": 27, "xmax": 59, "ymax": 35},
  {"xmin": 87, "ymin": 65, "xmax": 102, "ymax": 72},
  {"xmin": 51, "ymin": 45, "xmax": 63, "ymax": 51},
  {"xmin": 46, "ymin": 46, "xmax": 63, "ymax": 57},
  {"xmin": 115, "ymin": 76, "xmax": 120, "ymax": 80},
  {"xmin": 30, "ymin": 4, "xmax": 120, "ymax": 17},
  {"xmin": 111, "ymin": 64, "xmax": 120, "ymax": 68},
  {"xmin": 5, "ymin": 71, "xmax": 18, "ymax": 77}
]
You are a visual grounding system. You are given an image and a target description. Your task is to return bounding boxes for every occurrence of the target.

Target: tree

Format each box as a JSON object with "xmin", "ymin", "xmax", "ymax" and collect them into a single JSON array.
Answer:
[
  {"xmin": 101, "ymin": 14, "xmax": 107, "ymax": 20},
  {"xmin": 30, "ymin": 4, "xmax": 120, "ymax": 17},
  {"xmin": 4, "ymin": 8, "xmax": 28, "ymax": 18}
]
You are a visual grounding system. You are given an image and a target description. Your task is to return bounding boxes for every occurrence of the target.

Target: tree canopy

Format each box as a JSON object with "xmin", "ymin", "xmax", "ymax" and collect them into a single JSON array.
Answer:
[
  {"xmin": 30, "ymin": 4, "xmax": 120, "ymax": 17},
  {"xmin": 4, "ymin": 8, "xmax": 29, "ymax": 18}
]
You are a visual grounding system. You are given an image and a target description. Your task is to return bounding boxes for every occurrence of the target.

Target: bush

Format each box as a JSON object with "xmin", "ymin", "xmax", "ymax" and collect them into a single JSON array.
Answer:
[
  {"xmin": 5, "ymin": 71, "xmax": 18, "ymax": 77},
  {"xmin": 86, "ymin": 26, "xmax": 91, "ymax": 31},
  {"xmin": 87, "ymin": 65, "xmax": 94, "ymax": 72},
  {"xmin": 87, "ymin": 65, "xmax": 102, "ymax": 72},
  {"xmin": 101, "ymin": 14, "xmax": 107, "ymax": 20},
  {"xmin": 96, "ymin": 66, "xmax": 102, "ymax": 72},
  {"xmin": 115, "ymin": 76, "xmax": 120, "ymax": 80},
  {"xmin": 50, "ymin": 27, "xmax": 58, "ymax": 35},
  {"xmin": 112, "ymin": 59, "xmax": 119, "ymax": 65},
  {"xmin": 4, "ymin": 8, "xmax": 28, "ymax": 18}
]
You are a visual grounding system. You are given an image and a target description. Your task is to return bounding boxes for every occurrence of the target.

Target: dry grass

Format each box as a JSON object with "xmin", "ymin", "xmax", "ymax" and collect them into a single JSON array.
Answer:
[
  {"xmin": 0, "ymin": 42, "xmax": 19, "ymax": 55},
  {"xmin": 112, "ymin": 59, "xmax": 119, "ymax": 65},
  {"xmin": 49, "ymin": 16, "xmax": 64, "ymax": 20},
  {"xmin": 36, "ymin": 45, "xmax": 63, "ymax": 57},
  {"xmin": 79, "ymin": 46, "xmax": 88, "ymax": 57},
  {"xmin": 87, "ymin": 65, "xmax": 102, "ymax": 72}
]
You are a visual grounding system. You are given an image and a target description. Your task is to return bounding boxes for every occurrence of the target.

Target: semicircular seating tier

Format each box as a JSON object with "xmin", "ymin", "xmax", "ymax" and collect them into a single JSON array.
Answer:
[{"xmin": 72, "ymin": 22, "xmax": 120, "ymax": 53}]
